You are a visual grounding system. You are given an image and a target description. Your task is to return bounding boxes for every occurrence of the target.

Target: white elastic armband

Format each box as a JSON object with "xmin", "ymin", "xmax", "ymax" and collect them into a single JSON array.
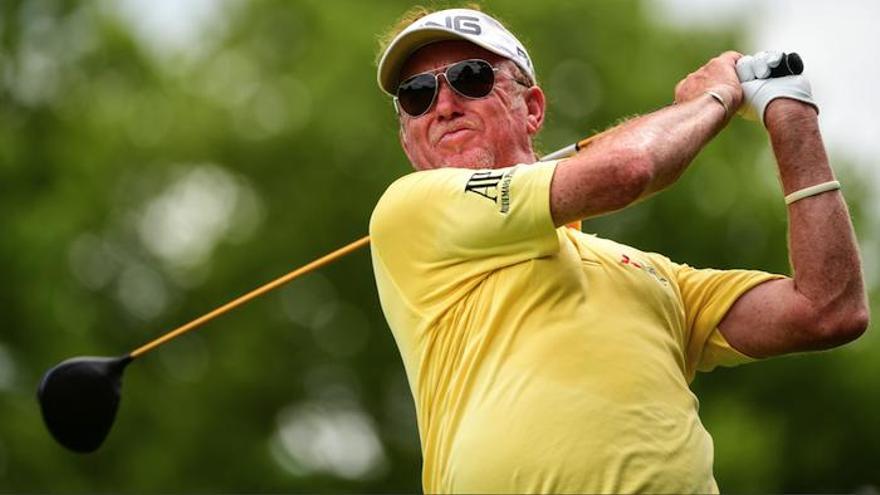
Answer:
[{"xmin": 784, "ymin": 180, "xmax": 840, "ymax": 205}]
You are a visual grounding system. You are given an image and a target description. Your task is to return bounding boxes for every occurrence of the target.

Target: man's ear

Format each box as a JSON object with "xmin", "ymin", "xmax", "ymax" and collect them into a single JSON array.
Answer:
[
  {"xmin": 398, "ymin": 122, "xmax": 409, "ymax": 155},
  {"xmin": 524, "ymin": 85, "xmax": 546, "ymax": 136}
]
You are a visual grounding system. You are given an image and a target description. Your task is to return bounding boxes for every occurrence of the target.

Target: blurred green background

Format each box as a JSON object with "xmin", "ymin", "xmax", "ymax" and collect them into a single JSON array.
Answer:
[{"xmin": 1, "ymin": 0, "xmax": 877, "ymax": 492}]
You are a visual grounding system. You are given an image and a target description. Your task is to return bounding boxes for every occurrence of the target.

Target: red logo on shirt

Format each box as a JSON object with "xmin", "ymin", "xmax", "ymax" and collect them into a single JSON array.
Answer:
[{"xmin": 620, "ymin": 254, "xmax": 669, "ymax": 286}]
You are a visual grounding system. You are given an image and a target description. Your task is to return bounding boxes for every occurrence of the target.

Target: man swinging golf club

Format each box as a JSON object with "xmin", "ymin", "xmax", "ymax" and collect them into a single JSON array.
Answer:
[{"xmin": 369, "ymin": 6, "xmax": 868, "ymax": 493}]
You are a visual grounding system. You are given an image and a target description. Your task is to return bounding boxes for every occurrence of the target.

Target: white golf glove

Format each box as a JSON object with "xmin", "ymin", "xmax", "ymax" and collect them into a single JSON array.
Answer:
[{"xmin": 737, "ymin": 50, "xmax": 818, "ymax": 125}]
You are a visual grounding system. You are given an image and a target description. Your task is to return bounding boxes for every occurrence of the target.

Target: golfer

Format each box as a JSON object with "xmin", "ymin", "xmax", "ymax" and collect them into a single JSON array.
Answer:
[{"xmin": 369, "ymin": 6, "xmax": 868, "ymax": 493}]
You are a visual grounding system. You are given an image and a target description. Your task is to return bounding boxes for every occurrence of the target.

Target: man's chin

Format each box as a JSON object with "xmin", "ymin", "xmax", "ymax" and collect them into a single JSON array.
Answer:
[{"xmin": 439, "ymin": 148, "xmax": 496, "ymax": 170}]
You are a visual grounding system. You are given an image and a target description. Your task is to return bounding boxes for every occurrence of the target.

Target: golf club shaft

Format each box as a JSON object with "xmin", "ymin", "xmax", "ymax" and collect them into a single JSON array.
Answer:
[
  {"xmin": 129, "ymin": 235, "xmax": 371, "ymax": 358},
  {"xmin": 127, "ymin": 135, "xmax": 599, "ymax": 359}
]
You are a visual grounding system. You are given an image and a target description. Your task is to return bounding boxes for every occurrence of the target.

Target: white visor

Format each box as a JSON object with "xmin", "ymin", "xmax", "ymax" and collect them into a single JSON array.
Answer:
[{"xmin": 377, "ymin": 8, "xmax": 536, "ymax": 96}]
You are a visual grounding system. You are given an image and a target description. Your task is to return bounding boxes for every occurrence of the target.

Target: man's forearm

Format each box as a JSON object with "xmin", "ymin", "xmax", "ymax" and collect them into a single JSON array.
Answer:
[
  {"xmin": 638, "ymin": 93, "xmax": 730, "ymax": 195},
  {"xmin": 766, "ymin": 99, "xmax": 869, "ymax": 338},
  {"xmin": 550, "ymin": 93, "xmax": 728, "ymax": 226}
]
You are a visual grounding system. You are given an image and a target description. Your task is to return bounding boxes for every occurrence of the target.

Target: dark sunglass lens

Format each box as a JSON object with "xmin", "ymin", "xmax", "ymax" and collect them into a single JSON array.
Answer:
[
  {"xmin": 448, "ymin": 60, "xmax": 494, "ymax": 98},
  {"xmin": 397, "ymin": 74, "xmax": 437, "ymax": 116}
]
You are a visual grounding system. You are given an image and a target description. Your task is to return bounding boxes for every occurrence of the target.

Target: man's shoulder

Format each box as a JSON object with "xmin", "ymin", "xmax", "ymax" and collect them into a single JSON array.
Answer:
[
  {"xmin": 374, "ymin": 163, "xmax": 551, "ymax": 215},
  {"xmin": 372, "ymin": 170, "xmax": 443, "ymax": 226},
  {"xmin": 369, "ymin": 168, "xmax": 464, "ymax": 245},
  {"xmin": 374, "ymin": 168, "xmax": 462, "ymax": 208}
]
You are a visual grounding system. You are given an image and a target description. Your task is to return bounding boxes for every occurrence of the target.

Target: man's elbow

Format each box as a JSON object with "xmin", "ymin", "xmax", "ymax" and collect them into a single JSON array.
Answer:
[
  {"xmin": 812, "ymin": 304, "xmax": 870, "ymax": 348},
  {"xmin": 839, "ymin": 305, "xmax": 871, "ymax": 341}
]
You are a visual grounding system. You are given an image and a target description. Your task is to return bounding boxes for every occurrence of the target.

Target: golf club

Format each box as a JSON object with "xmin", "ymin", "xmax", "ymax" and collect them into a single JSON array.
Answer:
[
  {"xmin": 37, "ymin": 52, "xmax": 803, "ymax": 453},
  {"xmin": 38, "ymin": 235, "xmax": 370, "ymax": 453}
]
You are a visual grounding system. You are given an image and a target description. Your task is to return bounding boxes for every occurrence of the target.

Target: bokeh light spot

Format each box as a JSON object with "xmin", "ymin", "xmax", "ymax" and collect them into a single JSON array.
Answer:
[{"xmin": 271, "ymin": 401, "xmax": 388, "ymax": 480}]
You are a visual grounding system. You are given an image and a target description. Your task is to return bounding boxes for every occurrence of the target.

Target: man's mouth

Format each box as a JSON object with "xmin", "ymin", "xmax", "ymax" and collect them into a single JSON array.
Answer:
[{"xmin": 438, "ymin": 128, "xmax": 473, "ymax": 144}]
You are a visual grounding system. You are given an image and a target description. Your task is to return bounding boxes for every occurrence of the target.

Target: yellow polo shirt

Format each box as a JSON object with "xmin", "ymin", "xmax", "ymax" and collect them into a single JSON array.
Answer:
[{"xmin": 369, "ymin": 161, "xmax": 782, "ymax": 494}]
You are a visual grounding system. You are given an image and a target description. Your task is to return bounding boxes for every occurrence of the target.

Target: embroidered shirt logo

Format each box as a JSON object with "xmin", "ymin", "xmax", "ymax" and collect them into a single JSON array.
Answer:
[
  {"xmin": 465, "ymin": 168, "xmax": 516, "ymax": 213},
  {"xmin": 620, "ymin": 254, "xmax": 669, "ymax": 286}
]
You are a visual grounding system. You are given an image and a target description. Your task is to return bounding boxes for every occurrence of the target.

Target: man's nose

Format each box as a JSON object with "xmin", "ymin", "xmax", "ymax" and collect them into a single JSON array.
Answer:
[{"xmin": 433, "ymin": 74, "xmax": 464, "ymax": 119}]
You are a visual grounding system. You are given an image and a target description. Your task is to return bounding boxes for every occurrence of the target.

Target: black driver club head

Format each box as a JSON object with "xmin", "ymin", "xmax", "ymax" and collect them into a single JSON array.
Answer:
[{"xmin": 37, "ymin": 355, "xmax": 132, "ymax": 453}]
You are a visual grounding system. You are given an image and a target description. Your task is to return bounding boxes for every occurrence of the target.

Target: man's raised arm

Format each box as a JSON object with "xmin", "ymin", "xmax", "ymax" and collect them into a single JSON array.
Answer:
[
  {"xmin": 719, "ymin": 99, "xmax": 869, "ymax": 357},
  {"xmin": 550, "ymin": 52, "xmax": 743, "ymax": 227}
]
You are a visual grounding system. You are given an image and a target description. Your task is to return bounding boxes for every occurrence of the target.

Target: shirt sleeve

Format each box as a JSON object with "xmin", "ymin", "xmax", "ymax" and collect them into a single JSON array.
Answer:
[
  {"xmin": 674, "ymin": 263, "xmax": 786, "ymax": 379},
  {"xmin": 369, "ymin": 161, "xmax": 560, "ymax": 311}
]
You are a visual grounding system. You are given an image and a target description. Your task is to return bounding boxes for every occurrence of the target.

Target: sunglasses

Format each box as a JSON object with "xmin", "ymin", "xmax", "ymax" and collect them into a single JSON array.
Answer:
[{"xmin": 394, "ymin": 59, "xmax": 528, "ymax": 117}]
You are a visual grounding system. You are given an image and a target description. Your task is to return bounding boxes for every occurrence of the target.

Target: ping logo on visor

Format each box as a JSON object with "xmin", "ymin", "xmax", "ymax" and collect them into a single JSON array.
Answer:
[
  {"xmin": 376, "ymin": 8, "xmax": 536, "ymax": 97},
  {"xmin": 422, "ymin": 15, "xmax": 482, "ymax": 35}
]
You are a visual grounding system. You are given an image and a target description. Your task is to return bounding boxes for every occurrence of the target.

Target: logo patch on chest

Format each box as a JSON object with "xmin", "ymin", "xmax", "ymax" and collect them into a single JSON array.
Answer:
[{"xmin": 620, "ymin": 254, "xmax": 669, "ymax": 286}]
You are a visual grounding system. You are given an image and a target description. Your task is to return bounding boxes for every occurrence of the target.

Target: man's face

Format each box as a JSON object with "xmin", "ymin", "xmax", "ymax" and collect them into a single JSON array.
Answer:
[{"xmin": 396, "ymin": 40, "xmax": 544, "ymax": 171}]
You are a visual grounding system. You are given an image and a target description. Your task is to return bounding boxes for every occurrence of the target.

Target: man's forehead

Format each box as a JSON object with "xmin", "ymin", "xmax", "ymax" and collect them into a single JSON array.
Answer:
[{"xmin": 399, "ymin": 40, "xmax": 506, "ymax": 80}]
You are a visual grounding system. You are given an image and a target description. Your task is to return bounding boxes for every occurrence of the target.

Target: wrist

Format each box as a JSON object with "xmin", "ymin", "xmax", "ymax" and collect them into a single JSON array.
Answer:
[
  {"xmin": 708, "ymin": 84, "xmax": 742, "ymax": 113},
  {"xmin": 705, "ymin": 91, "xmax": 729, "ymax": 117},
  {"xmin": 765, "ymin": 98, "xmax": 831, "ymax": 193},
  {"xmin": 764, "ymin": 98, "xmax": 819, "ymax": 129}
]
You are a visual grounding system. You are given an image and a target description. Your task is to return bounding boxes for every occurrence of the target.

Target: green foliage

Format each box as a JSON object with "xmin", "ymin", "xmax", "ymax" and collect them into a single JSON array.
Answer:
[{"xmin": 0, "ymin": 0, "xmax": 876, "ymax": 491}]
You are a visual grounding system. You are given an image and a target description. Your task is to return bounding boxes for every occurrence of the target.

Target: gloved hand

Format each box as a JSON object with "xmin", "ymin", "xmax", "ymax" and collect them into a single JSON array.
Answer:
[{"xmin": 737, "ymin": 50, "xmax": 819, "ymax": 125}]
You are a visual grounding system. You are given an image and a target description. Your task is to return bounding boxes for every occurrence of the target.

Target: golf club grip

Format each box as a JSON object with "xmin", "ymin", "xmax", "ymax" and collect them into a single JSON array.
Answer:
[{"xmin": 768, "ymin": 52, "xmax": 803, "ymax": 79}]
